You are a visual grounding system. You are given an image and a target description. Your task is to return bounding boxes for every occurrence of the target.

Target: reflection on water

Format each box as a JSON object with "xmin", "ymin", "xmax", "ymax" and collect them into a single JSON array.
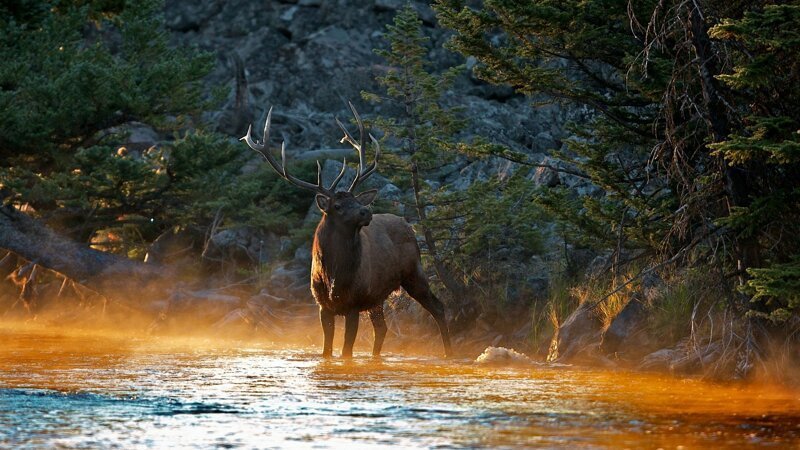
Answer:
[{"xmin": 1, "ymin": 326, "xmax": 799, "ymax": 449}]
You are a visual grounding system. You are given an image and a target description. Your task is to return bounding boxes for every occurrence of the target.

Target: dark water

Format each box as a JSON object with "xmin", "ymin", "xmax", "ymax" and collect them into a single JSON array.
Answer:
[{"xmin": 1, "ymin": 327, "xmax": 799, "ymax": 449}]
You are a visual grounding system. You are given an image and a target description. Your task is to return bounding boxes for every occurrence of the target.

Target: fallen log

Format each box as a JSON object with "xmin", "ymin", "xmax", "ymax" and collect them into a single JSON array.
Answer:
[{"xmin": 0, "ymin": 204, "xmax": 163, "ymax": 303}]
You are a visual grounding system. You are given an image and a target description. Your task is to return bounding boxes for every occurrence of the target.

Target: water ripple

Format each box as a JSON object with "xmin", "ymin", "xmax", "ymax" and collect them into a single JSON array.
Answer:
[{"xmin": 1, "ymin": 330, "xmax": 799, "ymax": 449}]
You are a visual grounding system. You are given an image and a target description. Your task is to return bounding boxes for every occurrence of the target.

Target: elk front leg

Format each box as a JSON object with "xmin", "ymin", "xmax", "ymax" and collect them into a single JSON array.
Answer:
[
  {"xmin": 319, "ymin": 307, "xmax": 335, "ymax": 358},
  {"xmin": 368, "ymin": 306, "xmax": 387, "ymax": 357},
  {"xmin": 341, "ymin": 311, "xmax": 360, "ymax": 358}
]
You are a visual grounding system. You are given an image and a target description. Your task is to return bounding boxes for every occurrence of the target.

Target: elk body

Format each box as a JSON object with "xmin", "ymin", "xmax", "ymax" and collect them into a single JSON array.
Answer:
[{"xmin": 242, "ymin": 103, "xmax": 452, "ymax": 358}]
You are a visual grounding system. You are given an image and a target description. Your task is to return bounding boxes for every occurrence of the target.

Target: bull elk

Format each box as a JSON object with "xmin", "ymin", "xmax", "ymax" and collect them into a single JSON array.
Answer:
[{"xmin": 242, "ymin": 103, "xmax": 452, "ymax": 358}]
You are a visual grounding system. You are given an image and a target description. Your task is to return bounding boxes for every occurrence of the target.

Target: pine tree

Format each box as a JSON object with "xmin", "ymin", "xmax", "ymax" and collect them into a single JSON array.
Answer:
[
  {"xmin": 434, "ymin": 0, "xmax": 800, "ymax": 328},
  {"xmin": 367, "ymin": 5, "xmax": 548, "ymax": 321},
  {"xmin": 363, "ymin": 4, "xmax": 468, "ymax": 302},
  {"xmin": 708, "ymin": 5, "xmax": 800, "ymax": 322},
  {"xmin": 0, "ymin": 1, "xmax": 315, "ymax": 257},
  {"xmin": 435, "ymin": 0, "xmax": 673, "ymax": 263}
]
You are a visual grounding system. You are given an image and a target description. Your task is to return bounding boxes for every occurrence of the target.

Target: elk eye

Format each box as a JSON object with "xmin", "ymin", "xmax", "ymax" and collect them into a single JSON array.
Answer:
[{"xmin": 334, "ymin": 204, "xmax": 341, "ymax": 210}]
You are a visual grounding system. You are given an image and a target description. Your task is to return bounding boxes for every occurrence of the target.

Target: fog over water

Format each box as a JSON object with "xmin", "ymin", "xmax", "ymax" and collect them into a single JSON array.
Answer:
[{"xmin": 1, "ymin": 326, "xmax": 799, "ymax": 448}]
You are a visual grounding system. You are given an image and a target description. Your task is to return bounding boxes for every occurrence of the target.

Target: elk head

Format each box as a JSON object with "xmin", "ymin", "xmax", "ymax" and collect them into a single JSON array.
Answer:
[{"xmin": 240, "ymin": 102, "xmax": 380, "ymax": 230}]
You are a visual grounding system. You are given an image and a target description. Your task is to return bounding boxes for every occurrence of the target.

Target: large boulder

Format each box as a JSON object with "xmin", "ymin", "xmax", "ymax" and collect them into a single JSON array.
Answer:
[
  {"xmin": 547, "ymin": 301, "xmax": 605, "ymax": 363},
  {"xmin": 600, "ymin": 294, "xmax": 650, "ymax": 359},
  {"xmin": 144, "ymin": 227, "xmax": 202, "ymax": 265},
  {"xmin": 203, "ymin": 227, "xmax": 286, "ymax": 266},
  {"xmin": 601, "ymin": 272, "xmax": 665, "ymax": 360},
  {"xmin": 532, "ymin": 155, "xmax": 562, "ymax": 187},
  {"xmin": 267, "ymin": 261, "xmax": 312, "ymax": 300}
]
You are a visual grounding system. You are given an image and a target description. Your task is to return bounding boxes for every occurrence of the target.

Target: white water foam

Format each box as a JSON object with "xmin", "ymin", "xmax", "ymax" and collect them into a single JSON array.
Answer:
[{"xmin": 475, "ymin": 346, "xmax": 535, "ymax": 366}]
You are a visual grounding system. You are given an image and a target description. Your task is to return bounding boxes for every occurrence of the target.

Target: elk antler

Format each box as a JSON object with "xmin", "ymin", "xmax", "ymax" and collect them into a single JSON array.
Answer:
[
  {"xmin": 335, "ymin": 101, "xmax": 380, "ymax": 192},
  {"xmin": 241, "ymin": 107, "xmax": 347, "ymax": 196}
]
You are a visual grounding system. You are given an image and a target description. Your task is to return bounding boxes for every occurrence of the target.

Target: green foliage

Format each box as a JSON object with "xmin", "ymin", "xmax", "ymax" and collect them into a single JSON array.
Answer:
[
  {"xmin": 0, "ymin": 0, "xmax": 211, "ymax": 159},
  {"xmin": 707, "ymin": 5, "xmax": 800, "ymax": 320},
  {"xmin": 366, "ymin": 4, "xmax": 465, "ymax": 170},
  {"xmin": 435, "ymin": 0, "xmax": 673, "ymax": 261},
  {"xmin": 369, "ymin": 4, "xmax": 548, "ymax": 303},
  {"xmin": 435, "ymin": 0, "xmax": 800, "ymax": 326},
  {"xmin": 428, "ymin": 169, "xmax": 545, "ymax": 283},
  {"xmin": 530, "ymin": 272, "xmax": 579, "ymax": 352},
  {"xmin": 365, "ymin": 4, "xmax": 467, "ymax": 298},
  {"xmin": 0, "ymin": 1, "xmax": 313, "ymax": 259},
  {"xmin": 745, "ymin": 258, "xmax": 800, "ymax": 323},
  {"xmin": 647, "ymin": 282, "xmax": 694, "ymax": 347}
]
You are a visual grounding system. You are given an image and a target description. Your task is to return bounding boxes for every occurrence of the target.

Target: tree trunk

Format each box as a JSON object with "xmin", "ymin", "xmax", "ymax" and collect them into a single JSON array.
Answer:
[
  {"xmin": 409, "ymin": 162, "xmax": 467, "ymax": 303},
  {"xmin": 0, "ymin": 204, "xmax": 163, "ymax": 302},
  {"xmin": 688, "ymin": 3, "xmax": 760, "ymax": 282},
  {"xmin": 402, "ymin": 89, "xmax": 468, "ymax": 305}
]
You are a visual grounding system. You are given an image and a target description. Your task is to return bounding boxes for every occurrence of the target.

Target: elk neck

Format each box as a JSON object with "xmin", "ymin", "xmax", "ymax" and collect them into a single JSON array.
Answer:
[{"xmin": 313, "ymin": 216, "xmax": 363, "ymax": 291}]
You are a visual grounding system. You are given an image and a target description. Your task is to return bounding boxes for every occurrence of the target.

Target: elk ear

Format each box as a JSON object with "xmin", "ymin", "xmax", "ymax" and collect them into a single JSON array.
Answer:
[
  {"xmin": 355, "ymin": 189, "xmax": 378, "ymax": 206},
  {"xmin": 315, "ymin": 194, "xmax": 330, "ymax": 212}
]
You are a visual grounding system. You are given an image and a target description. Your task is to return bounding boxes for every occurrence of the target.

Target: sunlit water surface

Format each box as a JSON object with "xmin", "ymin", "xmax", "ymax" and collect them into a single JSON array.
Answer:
[{"xmin": 1, "ymin": 327, "xmax": 799, "ymax": 449}]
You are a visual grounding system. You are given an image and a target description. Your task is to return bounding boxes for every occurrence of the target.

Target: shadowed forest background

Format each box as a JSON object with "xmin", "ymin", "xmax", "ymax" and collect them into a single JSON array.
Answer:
[{"xmin": 1, "ymin": 0, "xmax": 799, "ymax": 382}]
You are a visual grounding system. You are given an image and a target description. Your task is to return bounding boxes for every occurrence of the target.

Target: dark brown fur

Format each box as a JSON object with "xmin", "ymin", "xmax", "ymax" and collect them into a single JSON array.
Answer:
[
  {"xmin": 242, "ymin": 103, "xmax": 451, "ymax": 358},
  {"xmin": 311, "ymin": 192, "xmax": 452, "ymax": 358}
]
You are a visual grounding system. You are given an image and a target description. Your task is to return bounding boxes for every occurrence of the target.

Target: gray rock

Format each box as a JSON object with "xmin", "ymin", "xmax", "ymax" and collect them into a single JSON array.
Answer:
[
  {"xmin": 377, "ymin": 183, "xmax": 404, "ymax": 215},
  {"xmin": 268, "ymin": 262, "xmax": 311, "ymax": 300},
  {"xmin": 448, "ymin": 161, "xmax": 489, "ymax": 191},
  {"xmin": 319, "ymin": 158, "xmax": 391, "ymax": 192},
  {"xmin": 374, "ymin": 0, "xmax": 404, "ymax": 11},
  {"xmin": 164, "ymin": 0, "xmax": 222, "ymax": 32},
  {"xmin": 639, "ymin": 348, "xmax": 679, "ymax": 371},
  {"xmin": 105, "ymin": 122, "xmax": 161, "ymax": 156},
  {"xmin": 641, "ymin": 271, "xmax": 664, "ymax": 303},
  {"xmin": 586, "ymin": 254, "xmax": 612, "ymax": 279},
  {"xmin": 164, "ymin": 288, "xmax": 242, "ymax": 326},
  {"xmin": 280, "ymin": 6, "xmax": 299, "ymax": 21},
  {"xmin": 601, "ymin": 295, "xmax": 649, "ymax": 358},
  {"xmin": 293, "ymin": 242, "xmax": 312, "ymax": 265},
  {"xmin": 532, "ymin": 156, "xmax": 562, "ymax": 187},
  {"xmin": 203, "ymin": 227, "xmax": 282, "ymax": 265},
  {"xmin": 547, "ymin": 301, "xmax": 604, "ymax": 363}
]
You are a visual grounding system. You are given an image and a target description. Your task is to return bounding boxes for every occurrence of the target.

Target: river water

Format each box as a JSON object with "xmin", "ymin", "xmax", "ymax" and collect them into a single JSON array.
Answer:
[{"xmin": 1, "ymin": 327, "xmax": 799, "ymax": 449}]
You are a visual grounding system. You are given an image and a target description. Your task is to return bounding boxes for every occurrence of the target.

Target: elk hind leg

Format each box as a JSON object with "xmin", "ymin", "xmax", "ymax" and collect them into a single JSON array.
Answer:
[
  {"xmin": 402, "ymin": 269, "xmax": 453, "ymax": 358},
  {"xmin": 368, "ymin": 306, "xmax": 388, "ymax": 357}
]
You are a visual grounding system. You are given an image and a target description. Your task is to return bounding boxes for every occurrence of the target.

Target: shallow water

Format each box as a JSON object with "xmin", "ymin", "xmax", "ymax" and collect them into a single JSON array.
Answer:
[{"xmin": 1, "ymin": 327, "xmax": 799, "ymax": 449}]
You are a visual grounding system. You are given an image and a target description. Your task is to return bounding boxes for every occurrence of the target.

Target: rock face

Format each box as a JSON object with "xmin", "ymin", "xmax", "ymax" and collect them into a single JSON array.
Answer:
[
  {"xmin": 164, "ymin": 0, "xmax": 580, "ymax": 167},
  {"xmin": 160, "ymin": 0, "xmax": 591, "ymax": 293}
]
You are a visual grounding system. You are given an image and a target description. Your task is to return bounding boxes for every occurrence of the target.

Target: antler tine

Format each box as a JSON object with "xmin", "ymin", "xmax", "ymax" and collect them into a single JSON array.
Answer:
[
  {"xmin": 241, "ymin": 106, "xmax": 331, "ymax": 196},
  {"xmin": 361, "ymin": 133, "xmax": 380, "ymax": 178},
  {"xmin": 349, "ymin": 101, "xmax": 366, "ymax": 175},
  {"xmin": 335, "ymin": 102, "xmax": 379, "ymax": 192},
  {"xmin": 328, "ymin": 157, "xmax": 348, "ymax": 191},
  {"xmin": 335, "ymin": 116, "xmax": 359, "ymax": 150}
]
